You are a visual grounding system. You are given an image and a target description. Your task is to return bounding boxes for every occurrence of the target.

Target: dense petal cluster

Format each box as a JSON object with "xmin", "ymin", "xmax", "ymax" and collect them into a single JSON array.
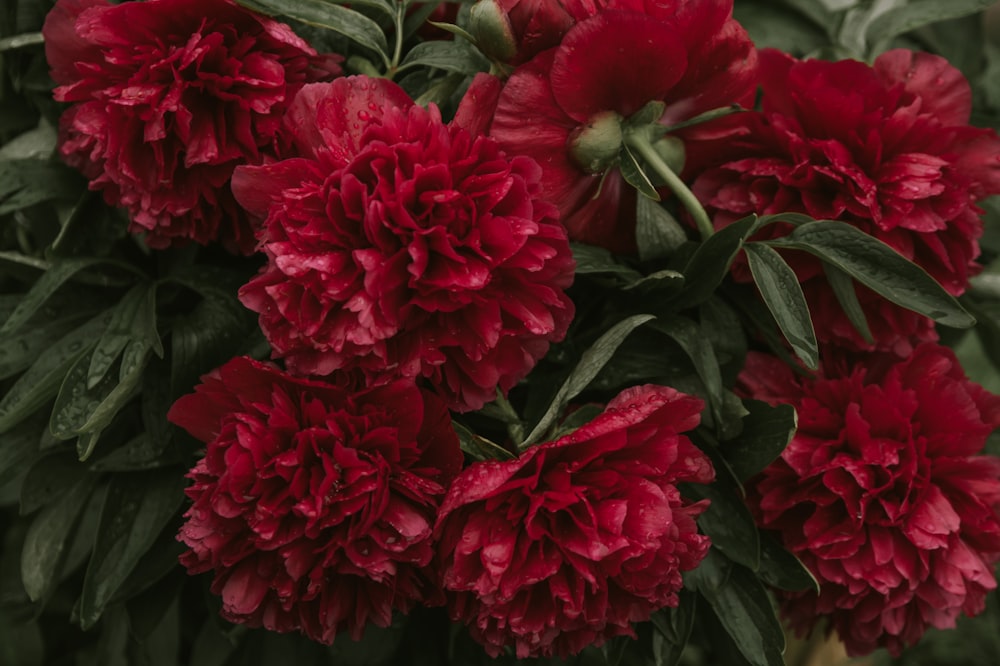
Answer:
[
  {"xmin": 739, "ymin": 346, "xmax": 1000, "ymax": 656},
  {"xmin": 169, "ymin": 357, "xmax": 463, "ymax": 644},
  {"xmin": 478, "ymin": 0, "xmax": 757, "ymax": 253},
  {"xmin": 435, "ymin": 385, "xmax": 714, "ymax": 658},
  {"xmin": 232, "ymin": 76, "xmax": 575, "ymax": 412},
  {"xmin": 688, "ymin": 49, "xmax": 1000, "ymax": 297},
  {"xmin": 43, "ymin": 0, "xmax": 338, "ymax": 253}
]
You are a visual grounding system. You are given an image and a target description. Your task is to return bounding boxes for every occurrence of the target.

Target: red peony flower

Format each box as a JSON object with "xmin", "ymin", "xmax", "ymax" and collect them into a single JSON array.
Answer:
[
  {"xmin": 688, "ymin": 48, "xmax": 1000, "ymax": 296},
  {"xmin": 470, "ymin": 0, "xmax": 580, "ymax": 66},
  {"xmin": 43, "ymin": 0, "xmax": 339, "ymax": 254},
  {"xmin": 482, "ymin": 0, "xmax": 757, "ymax": 253},
  {"xmin": 434, "ymin": 384, "xmax": 714, "ymax": 658},
  {"xmin": 169, "ymin": 357, "xmax": 462, "ymax": 644},
  {"xmin": 738, "ymin": 346, "xmax": 1000, "ymax": 656},
  {"xmin": 231, "ymin": 76, "xmax": 575, "ymax": 412}
]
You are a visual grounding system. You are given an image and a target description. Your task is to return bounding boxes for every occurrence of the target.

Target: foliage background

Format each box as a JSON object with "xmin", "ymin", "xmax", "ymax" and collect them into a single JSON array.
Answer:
[{"xmin": 1, "ymin": 0, "xmax": 1000, "ymax": 665}]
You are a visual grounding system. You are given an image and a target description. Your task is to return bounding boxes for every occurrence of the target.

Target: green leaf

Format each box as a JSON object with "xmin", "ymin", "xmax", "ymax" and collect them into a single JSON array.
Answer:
[
  {"xmin": 0, "ymin": 258, "xmax": 106, "ymax": 336},
  {"xmin": 734, "ymin": 1, "xmax": 831, "ymax": 55},
  {"xmin": 743, "ymin": 243, "xmax": 818, "ymax": 370},
  {"xmin": 619, "ymin": 143, "xmax": 659, "ymax": 201},
  {"xmin": 823, "ymin": 263, "xmax": 874, "ymax": 344},
  {"xmin": 0, "ymin": 312, "xmax": 89, "ymax": 381},
  {"xmin": 690, "ymin": 550, "xmax": 786, "ymax": 666},
  {"xmin": 453, "ymin": 421, "xmax": 515, "ymax": 461},
  {"xmin": 239, "ymin": 0, "xmax": 389, "ymax": 63},
  {"xmin": 673, "ymin": 215, "xmax": 758, "ymax": 309},
  {"xmin": 650, "ymin": 318, "xmax": 727, "ymax": 435},
  {"xmin": 398, "ymin": 39, "xmax": 490, "ymax": 75},
  {"xmin": 0, "ymin": 612, "xmax": 43, "ymax": 666},
  {"xmin": 522, "ymin": 314, "xmax": 656, "ymax": 447},
  {"xmin": 0, "ymin": 158, "xmax": 83, "ymax": 215},
  {"xmin": 78, "ymin": 468, "xmax": 186, "ymax": 630},
  {"xmin": 758, "ymin": 532, "xmax": 819, "ymax": 593},
  {"xmin": 88, "ymin": 282, "xmax": 161, "ymax": 389},
  {"xmin": 649, "ymin": 590, "xmax": 696, "ymax": 666},
  {"xmin": 49, "ymin": 341, "xmax": 148, "ymax": 456},
  {"xmin": 723, "ymin": 400, "xmax": 797, "ymax": 482},
  {"xmin": 0, "ymin": 417, "xmax": 44, "ymax": 487},
  {"xmin": 767, "ymin": 220, "xmax": 974, "ymax": 328},
  {"xmin": 0, "ymin": 310, "xmax": 111, "ymax": 435},
  {"xmin": 19, "ymin": 451, "xmax": 88, "ymax": 515},
  {"xmin": 866, "ymin": 0, "xmax": 995, "ymax": 53},
  {"xmin": 21, "ymin": 473, "xmax": 98, "ymax": 603},
  {"xmin": 571, "ymin": 243, "xmax": 644, "ymax": 281},
  {"xmin": 684, "ymin": 480, "xmax": 760, "ymax": 571},
  {"xmin": 636, "ymin": 196, "xmax": 687, "ymax": 262}
]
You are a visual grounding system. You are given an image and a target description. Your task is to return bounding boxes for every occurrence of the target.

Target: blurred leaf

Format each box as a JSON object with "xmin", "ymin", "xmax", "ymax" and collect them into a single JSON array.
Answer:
[
  {"xmin": 522, "ymin": 314, "xmax": 655, "ymax": 447},
  {"xmin": 689, "ymin": 550, "xmax": 785, "ymax": 666},
  {"xmin": 0, "ymin": 310, "xmax": 111, "ymax": 435},
  {"xmin": 672, "ymin": 215, "xmax": 758, "ymax": 309},
  {"xmin": 398, "ymin": 39, "xmax": 490, "ymax": 75},
  {"xmin": 767, "ymin": 220, "xmax": 974, "ymax": 328},
  {"xmin": 866, "ymin": 0, "xmax": 995, "ymax": 54},
  {"xmin": 636, "ymin": 196, "xmax": 688, "ymax": 262},
  {"xmin": 734, "ymin": 1, "xmax": 831, "ymax": 55},
  {"xmin": 0, "ymin": 416, "xmax": 43, "ymax": 487},
  {"xmin": 78, "ymin": 468, "xmax": 186, "ymax": 630},
  {"xmin": 238, "ymin": 0, "xmax": 390, "ymax": 63},
  {"xmin": 744, "ymin": 243, "xmax": 818, "ymax": 369},
  {"xmin": 0, "ymin": 158, "xmax": 82, "ymax": 214},
  {"xmin": 0, "ymin": 611, "xmax": 43, "ymax": 666},
  {"xmin": 571, "ymin": 243, "xmax": 643, "ymax": 281},
  {"xmin": 19, "ymin": 451, "xmax": 88, "ymax": 515},
  {"xmin": 758, "ymin": 532, "xmax": 819, "ymax": 594},
  {"xmin": 722, "ymin": 400, "xmax": 797, "ymax": 482},
  {"xmin": 21, "ymin": 472, "xmax": 98, "ymax": 603}
]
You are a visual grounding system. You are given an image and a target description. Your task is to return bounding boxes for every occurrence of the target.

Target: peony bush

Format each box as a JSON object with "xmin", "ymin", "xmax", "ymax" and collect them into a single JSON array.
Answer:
[{"xmin": 2, "ymin": 1, "xmax": 1000, "ymax": 666}]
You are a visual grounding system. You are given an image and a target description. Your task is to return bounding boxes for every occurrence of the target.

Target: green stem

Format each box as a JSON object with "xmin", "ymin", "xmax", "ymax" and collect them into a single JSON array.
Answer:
[
  {"xmin": 624, "ymin": 131, "xmax": 715, "ymax": 241},
  {"xmin": 390, "ymin": 2, "xmax": 406, "ymax": 72}
]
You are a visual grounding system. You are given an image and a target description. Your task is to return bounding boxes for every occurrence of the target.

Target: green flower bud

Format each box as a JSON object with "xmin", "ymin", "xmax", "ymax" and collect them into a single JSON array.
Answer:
[
  {"xmin": 470, "ymin": 0, "xmax": 517, "ymax": 63},
  {"xmin": 569, "ymin": 111, "xmax": 624, "ymax": 174}
]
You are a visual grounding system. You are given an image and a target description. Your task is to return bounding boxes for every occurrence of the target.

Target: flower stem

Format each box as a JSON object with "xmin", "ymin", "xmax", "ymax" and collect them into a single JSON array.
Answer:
[{"xmin": 624, "ymin": 131, "xmax": 715, "ymax": 241}]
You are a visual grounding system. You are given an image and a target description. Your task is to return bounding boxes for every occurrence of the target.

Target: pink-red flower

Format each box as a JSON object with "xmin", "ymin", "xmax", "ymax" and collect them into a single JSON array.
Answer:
[
  {"xmin": 688, "ymin": 48, "xmax": 1000, "ymax": 296},
  {"xmin": 232, "ymin": 76, "xmax": 575, "ymax": 412},
  {"xmin": 43, "ymin": 0, "xmax": 339, "ymax": 254},
  {"xmin": 739, "ymin": 346, "xmax": 1000, "ymax": 656},
  {"xmin": 169, "ymin": 357, "xmax": 462, "ymax": 644},
  {"xmin": 480, "ymin": 0, "xmax": 757, "ymax": 253},
  {"xmin": 434, "ymin": 384, "xmax": 714, "ymax": 658}
]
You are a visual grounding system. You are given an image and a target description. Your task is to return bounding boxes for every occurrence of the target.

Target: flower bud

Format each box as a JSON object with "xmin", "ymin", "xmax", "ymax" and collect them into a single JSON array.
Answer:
[
  {"xmin": 569, "ymin": 111, "xmax": 624, "ymax": 174},
  {"xmin": 470, "ymin": 0, "xmax": 517, "ymax": 63}
]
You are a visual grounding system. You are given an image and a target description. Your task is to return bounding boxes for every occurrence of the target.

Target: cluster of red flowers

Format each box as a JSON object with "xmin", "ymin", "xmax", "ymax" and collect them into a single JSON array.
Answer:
[{"xmin": 43, "ymin": 0, "xmax": 1000, "ymax": 660}]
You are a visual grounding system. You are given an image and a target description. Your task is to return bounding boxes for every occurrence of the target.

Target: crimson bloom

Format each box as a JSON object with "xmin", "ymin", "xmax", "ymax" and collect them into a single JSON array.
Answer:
[
  {"xmin": 739, "ymin": 346, "xmax": 1000, "ymax": 656},
  {"xmin": 43, "ymin": 0, "xmax": 339, "ymax": 254},
  {"xmin": 688, "ymin": 48, "xmax": 1000, "ymax": 296},
  {"xmin": 435, "ymin": 385, "xmax": 714, "ymax": 658},
  {"xmin": 232, "ymin": 76, "xmax": 575, "ymax": 412},
  {"xmin": 169, "ymin": 357, "xmax": 462, "ymax": 644},
  {"xmin": 481, "ymin": 0, "xmax": 757, "ymax": 253}
]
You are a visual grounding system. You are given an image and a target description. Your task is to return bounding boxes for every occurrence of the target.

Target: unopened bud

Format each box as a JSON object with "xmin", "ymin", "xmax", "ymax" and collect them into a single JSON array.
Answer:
[
  {"xmin": 569, "ymin": 111, "xmax": 624, "ymax": 174},
  {"xmin": 470, "ymin": 0, "xmax": 517, "ymax": 63}
]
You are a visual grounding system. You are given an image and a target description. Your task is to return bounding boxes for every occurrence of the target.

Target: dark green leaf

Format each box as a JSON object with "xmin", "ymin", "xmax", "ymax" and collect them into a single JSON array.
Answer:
[
  {"xmin": 522, "ymin": 314, "xmax": 656, "ymax": 447},
  {"xmin": 0, "ymin": 258, "xmax": 105, "ymax": 336},
  {"xmin": 767, "ymin": 220, "xmax": 974, "ymax": 328},
  {"xmin": 823, "ymin": 262, "xmax": 874, "ymax": 344},
  {"xmin": 621, "ymin": 269, "xmax": 685, "ymax": 295},
  {"xmin": 684, "ymin": 481, "xmax": 759, "ymax": 571},
  {"xmin": 0, "ymin": 311, "xmax": 110, "ymax": 435},
  {"xmin": 0, "ymin": 308, "xmax": 95, "ymax": 381},
  {"xmin": 723, "ymin": 400, "xmax": 797, "ymax": 482},
  {"xmin": 78, "ymin": 468, "xmax": 186, "ymax": 629},
  {"xmin": 636, "ymin": 196, "xmax": 687, "ymax": 262},
  {"xmin": 649, "ymin": 590, "xmax": 696, "ymax": 666},
  {"xmin": 866, "ymin": 0, "xmax": 995, "ymax": 53},
  {"xmin": 690, "ymin": 550, "xmax": 785, "ymax": 666},
  {"xmin": 19, "ymin": 451, "xmax": 88, "ymax": 515},
  {"xmin": 672, "ymin": 215, "xmax": 758, "ymax": 309},
  {"xmin": 88, "ymin": 282, "xmax": 161, "ymax": 389},
  {"xmin": 0, "ymin": 158, "xmax": 82, "ymax": 215},
  {"xmin": 398, "ymin": 39, "xmax": 490, "ymax": 75},
  {"xmin": 453, "ymin": 422, "xmax": 515, "ymax": 462},
  {"xmin": 758, "ymin": 532, "xmax": 819, "ymax": 593},
  {"xmin": 571, "ymin": 243, "xmax": 644, "ymax": 281},
  {"xmin": 744, "ymin": 243, "xmax": 818, "ymax": 370},
  {"xmin": 21, "ymin": 473, "xmax": 98, "ymax": 603},
  {"xmin": 650, "ymin": 317, "xmax": 728, "ymax": 435},
  {"xmin": 619, "ymin": 144, "xmax": 659, "ymax": 201},
  {"xmin": 0, "ymin": 417, "xmax": 43, "ymax": 488},
  {"xmin": 239, "ymin": 0, "xmax": 389, "ymax": 62},
  {"xmin": 0, "ymin": 612, "xmax": 43, "ymax": 666}
]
